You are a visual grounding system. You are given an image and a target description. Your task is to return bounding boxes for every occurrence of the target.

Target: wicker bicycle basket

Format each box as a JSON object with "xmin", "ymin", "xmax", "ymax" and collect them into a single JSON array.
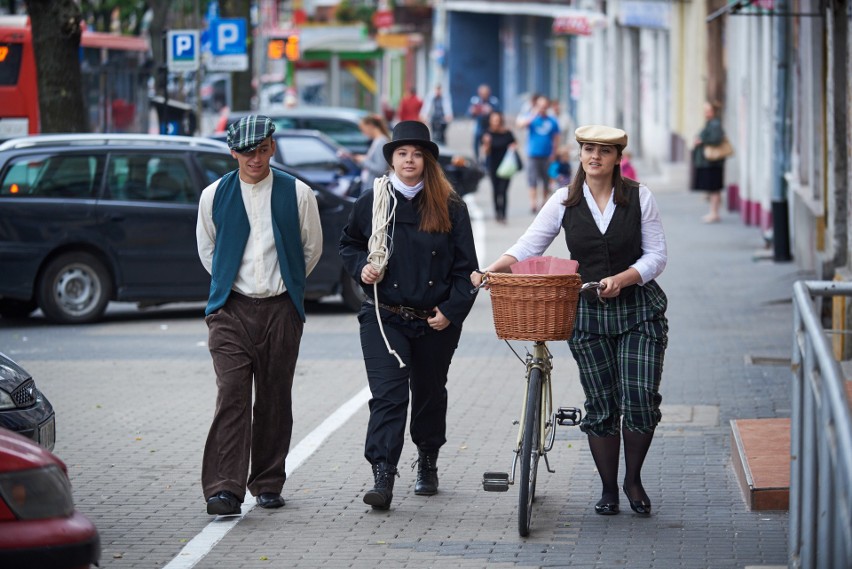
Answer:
[{"xmin": 487, "ymin": 272, "xmax": 583, "ymax": 341}]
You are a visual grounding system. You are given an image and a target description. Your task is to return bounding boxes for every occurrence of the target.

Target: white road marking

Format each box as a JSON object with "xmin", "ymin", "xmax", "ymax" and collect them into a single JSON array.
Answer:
[
  {"xmin": 464, "ymin": 193, "xmax": 487, "ymax": 263},
  {"xmin": 162, "ymin": 385, "xmax": 372, "ymax": 569}
]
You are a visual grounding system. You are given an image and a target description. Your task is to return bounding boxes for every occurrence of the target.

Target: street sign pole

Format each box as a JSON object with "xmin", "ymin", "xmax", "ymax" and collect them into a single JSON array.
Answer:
[{"xmin": 161, "ymin": 30, "xmax": 169, "ymax": 136}]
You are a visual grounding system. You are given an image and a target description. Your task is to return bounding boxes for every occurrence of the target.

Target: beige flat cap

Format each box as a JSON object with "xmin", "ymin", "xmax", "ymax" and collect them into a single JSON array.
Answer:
[{"xmin": 575, "ymin": 125, "xmax": 628, "ymax": 149}]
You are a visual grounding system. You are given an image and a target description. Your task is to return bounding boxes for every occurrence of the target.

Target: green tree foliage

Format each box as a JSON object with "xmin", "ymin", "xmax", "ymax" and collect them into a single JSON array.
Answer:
[{"xmin": 79, "ymin": 0, "xmax": 147, "ymax": 34}]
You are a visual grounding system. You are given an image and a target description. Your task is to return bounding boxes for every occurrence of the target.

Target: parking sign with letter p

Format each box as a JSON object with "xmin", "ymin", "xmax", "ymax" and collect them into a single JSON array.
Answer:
[{"xmin": 167, "ymin": 30, "xmax": 200, "ymax": 72}]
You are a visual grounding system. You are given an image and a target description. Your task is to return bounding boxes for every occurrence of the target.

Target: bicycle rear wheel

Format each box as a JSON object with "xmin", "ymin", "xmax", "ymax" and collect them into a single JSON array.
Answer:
[{"xmin": 518, "ymin": 366, "xmax": 543, "ymax": 537}]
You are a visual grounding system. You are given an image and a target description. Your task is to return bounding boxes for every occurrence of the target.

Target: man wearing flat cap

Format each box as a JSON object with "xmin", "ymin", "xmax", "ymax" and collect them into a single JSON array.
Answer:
[{"xmin": 196, "ymin": 115, "xmax": 323, "ymax": 516}]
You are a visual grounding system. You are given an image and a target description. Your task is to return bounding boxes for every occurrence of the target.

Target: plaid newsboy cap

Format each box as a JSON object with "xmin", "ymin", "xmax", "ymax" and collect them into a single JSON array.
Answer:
[{"xmin": 226, "ymin": 115, "xmax": 276, "ymax": 153}]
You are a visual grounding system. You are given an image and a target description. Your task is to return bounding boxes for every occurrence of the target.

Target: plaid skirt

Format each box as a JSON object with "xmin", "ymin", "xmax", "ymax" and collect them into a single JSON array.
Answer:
[{"xmin": 567, "ymin": 281, "xmax": 668, "ymax": 436}]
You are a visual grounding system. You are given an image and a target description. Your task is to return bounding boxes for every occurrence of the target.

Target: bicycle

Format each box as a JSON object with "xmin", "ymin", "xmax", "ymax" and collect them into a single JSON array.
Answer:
[{"xmin": 477, "ymin": 276, "xmax": 604, "ymax": 536}]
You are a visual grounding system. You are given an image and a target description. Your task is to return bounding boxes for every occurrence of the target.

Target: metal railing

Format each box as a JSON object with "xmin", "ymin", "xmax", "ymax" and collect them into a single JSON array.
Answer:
[{"xmin": 790, "ymin": 281, "xmax": 852, "ymax": 568}]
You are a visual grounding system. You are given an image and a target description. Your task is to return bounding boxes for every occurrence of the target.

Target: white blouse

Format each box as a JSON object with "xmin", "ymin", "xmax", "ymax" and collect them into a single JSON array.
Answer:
[{"xmin": 504, "ymin": 183, "xmax": 667, "ymax": 285}]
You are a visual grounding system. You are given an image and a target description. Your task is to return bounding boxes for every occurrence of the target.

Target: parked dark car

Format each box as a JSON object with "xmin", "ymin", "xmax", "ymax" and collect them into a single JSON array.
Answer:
[
  {"xmin": 210, "ymin": 128, "xmax": 362, "ymax": 198},
  {"xmin": 0, "ymin": 351, "xmax": 55, "ymax": 451},
  {"xmin": 0, "ymin": 134, "xmax": 363, "ymax": 324},
  {"xmin": 228, "ymin": 107, "xmax": 484, "ymax": 196},
  {"xmin": 0, "ymin": 427, "xmax": 100, "ymax": 568}
]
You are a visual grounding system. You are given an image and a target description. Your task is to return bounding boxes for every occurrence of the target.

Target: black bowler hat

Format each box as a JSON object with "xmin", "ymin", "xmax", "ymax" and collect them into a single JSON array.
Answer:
[{"xmin": 382, "ymin": 120, "xmax": 440, "ymax": 165}]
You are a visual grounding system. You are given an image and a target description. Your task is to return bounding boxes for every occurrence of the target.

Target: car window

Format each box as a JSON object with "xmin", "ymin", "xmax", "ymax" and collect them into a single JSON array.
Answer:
[
  {"xmin": 0, "ymin": 153, "xmax": 102, "ymax": 198},
  {"xmin": 269, "ymin": 117, "xmax": 298, "ymax": 130},
  {"xmin": 300, "ymin": 118, "xmax": 371, "ymax": 152},
  {"xmin": 276, "ymin": 136, "xmax": 340, "ymax": 168},
  {"xmin": 196, "ymin": 152, "xmax": 236, "ymax": 185},
  {"xmin": 106, "ymin": 154, "xmax": 195, "ymax": 203}
]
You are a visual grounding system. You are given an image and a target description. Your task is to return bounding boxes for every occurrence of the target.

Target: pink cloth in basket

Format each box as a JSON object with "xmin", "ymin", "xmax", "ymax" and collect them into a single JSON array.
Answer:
[{"xmin": 510, "ymin": 256, "xmax": 579, "ymax": 275}]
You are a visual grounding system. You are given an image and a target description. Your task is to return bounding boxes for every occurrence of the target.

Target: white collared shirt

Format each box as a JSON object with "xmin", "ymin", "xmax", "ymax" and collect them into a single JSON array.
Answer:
[
  {"xmin": 504, "ymin": 183, "xmax": 667, "ymax": 284},
  {"xmin": 196, "ymin": 171, "xmax": 323, "ymax": 298}
]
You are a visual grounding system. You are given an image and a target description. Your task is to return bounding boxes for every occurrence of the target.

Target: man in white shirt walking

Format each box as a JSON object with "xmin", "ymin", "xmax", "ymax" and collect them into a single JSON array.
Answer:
[{"xmin": 196, "ymin": 115, "xmax": 322, "ymax": 516}]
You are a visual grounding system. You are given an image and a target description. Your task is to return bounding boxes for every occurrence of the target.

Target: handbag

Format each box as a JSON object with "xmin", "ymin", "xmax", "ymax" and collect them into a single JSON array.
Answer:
[
  {"xmin": 703, "ymin": 137, "xmax": 734, "ymax": 161},
  {"xmin": 496, "ymin": 148, "xmax": 522, "ymax": 179}
]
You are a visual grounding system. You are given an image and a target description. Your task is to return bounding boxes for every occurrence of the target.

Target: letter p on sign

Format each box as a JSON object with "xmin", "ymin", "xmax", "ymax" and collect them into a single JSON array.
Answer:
[{"xmin": 167, "ymin": 30, "xmax": 200, "ymax": 72}]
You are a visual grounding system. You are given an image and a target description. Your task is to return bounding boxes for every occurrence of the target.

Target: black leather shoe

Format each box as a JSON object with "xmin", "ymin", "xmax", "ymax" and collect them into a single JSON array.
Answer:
[
  {"xmin": 594, "ymin": 498, "xmax": 620, "ymax": 515},
  {"xmin": 256, "ymin": 493, "xmax": 285, "ymax": 509},
  {"xmin": 623, "ymin": 485, "xmax": 652, "ymax": 516},
  {"xmin": 206, "ymin": 491, "xmax": 241, "ymax": 516},
  {"xmin": 413, "ymin": 450, "xmax": 439, "ymax": 496},
  {"xmin": 363, "ymin": 463, "xmax": 397, "ymax": 510}
]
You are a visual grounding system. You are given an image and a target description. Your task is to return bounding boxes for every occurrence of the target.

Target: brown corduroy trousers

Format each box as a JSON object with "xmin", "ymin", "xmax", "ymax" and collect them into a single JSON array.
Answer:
[{"xmin": 201, "ymin": 292, "xmax": 303, "ymax": 502}]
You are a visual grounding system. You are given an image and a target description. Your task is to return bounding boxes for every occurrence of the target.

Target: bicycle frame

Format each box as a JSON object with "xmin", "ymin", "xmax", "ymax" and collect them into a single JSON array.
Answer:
[{"xmin": 507, "ymin": 341, "xmax": 557, "ymax": 485}]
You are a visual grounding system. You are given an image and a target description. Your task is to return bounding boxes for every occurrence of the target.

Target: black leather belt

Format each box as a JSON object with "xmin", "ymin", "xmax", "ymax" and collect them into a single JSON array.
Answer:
[{"xmin": 365, "ymin": 298, "xmax": 434, "ymax": 321}]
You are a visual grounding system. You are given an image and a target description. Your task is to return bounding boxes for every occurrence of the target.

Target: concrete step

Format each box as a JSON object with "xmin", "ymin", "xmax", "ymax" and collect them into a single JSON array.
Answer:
[
  {"xmin": 730, "ymin": 418, "xmax": 791, "ymax": 511},
  {"xmin": 730, "ymin": 382, "xmax": 852, "ymax": 511}
]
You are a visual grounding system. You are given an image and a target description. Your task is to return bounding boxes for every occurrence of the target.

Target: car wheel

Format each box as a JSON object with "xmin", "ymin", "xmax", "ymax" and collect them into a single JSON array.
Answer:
[
  {"xmin": 37, "ymin": 252, "xmax": 113, "ymax": 324},
  {"xmin": 0, "ymin": 298, "xmax": 38, "ymax": 319},
  {"xmin": 340, "ymin": 271, "xmax": 366, "ymax": 312}
]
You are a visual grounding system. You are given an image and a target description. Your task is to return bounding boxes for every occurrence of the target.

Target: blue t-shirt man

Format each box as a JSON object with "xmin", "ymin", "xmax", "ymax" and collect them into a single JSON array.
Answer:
[{"xmin": 527, "ymin": 114, "xmax": 560, "ymax": 158}]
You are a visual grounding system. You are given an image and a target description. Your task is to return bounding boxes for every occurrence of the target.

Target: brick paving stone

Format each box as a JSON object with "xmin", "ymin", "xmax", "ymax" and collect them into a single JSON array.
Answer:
[{"xmin": 0, "ymin": 120, "xmax": 797, "ymax": 568}]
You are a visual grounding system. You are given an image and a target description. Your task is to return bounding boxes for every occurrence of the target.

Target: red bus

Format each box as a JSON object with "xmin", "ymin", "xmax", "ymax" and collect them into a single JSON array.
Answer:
[{"xmin": 0, "ymin": 15, "xmax": 150, "ymax": 138}]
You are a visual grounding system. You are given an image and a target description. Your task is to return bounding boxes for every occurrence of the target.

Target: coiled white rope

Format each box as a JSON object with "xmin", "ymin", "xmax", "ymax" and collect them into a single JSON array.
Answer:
[{"xmin": 367, "ymin": 176, "xmax": 405, "ymax": 368}]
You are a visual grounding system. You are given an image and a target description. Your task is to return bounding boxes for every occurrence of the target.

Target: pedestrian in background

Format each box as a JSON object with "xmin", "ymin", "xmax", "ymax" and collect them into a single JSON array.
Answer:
[
  {"xmin": 516, "ymin": 95, "xmax": 560, "ymax": 213},
  {"xmin": 548, "ymin": 144, "xmax": 573, "ymax": 190},
  {"xmin": 196, "ymin": 115, "xmax": 323, "ymax": 516},
  {"xmin": 339, "ymin": 121, "xmax": 478, "ymax": 511},
  {"xmin": 480, "ymin": 110, "xmax": 518, "ymax": 223},
  {"xmin": 397, "ymin": 87, "xmax": 423, "ymax": 123},
  {"xmin": 471, "ymin": 125, "xmax": 668, "ymax": 519},
  {"xmin": 620, "ymin": 150, "xmax": 637, "ymax": 180},
  {"xmin": 692, "ymin": 101, "xmax": 726, "ymax": 223},
  {"xmin": 550, "ymin": 98, "xmax": 575, "ymax": 145},
  {"xmin": 356, "ymin": 114, "xmax": 391, "ymax": 192},
  {"xmin": 468, "ymin": 83, "xmax": 500, "ymax": 162},
  {"xmin": 421, "ymin": 83, "xmax": 453, "ymax": 144}
]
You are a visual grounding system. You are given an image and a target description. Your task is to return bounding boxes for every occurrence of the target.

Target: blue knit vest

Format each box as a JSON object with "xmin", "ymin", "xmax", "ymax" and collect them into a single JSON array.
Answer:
[{"xmin": 206, "ymin": 168, "xmax": 307, "ymax": 321}]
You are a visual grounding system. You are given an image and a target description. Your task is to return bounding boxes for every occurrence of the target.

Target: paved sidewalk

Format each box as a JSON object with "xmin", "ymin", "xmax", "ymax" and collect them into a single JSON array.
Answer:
[
  {"xmin": 179, "ymin": 122, "xmax": 799, "ymax": 568},
  {"xmin": 11, "ymin": 119, "xmax": 800, "ymax": 569}
]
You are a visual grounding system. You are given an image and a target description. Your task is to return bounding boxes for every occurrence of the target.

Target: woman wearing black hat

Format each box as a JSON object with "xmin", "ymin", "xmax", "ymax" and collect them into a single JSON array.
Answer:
[
  {"xmin": 339, "ymin": 120, "xmax": 479, "ymax": 511},
  {"xmin": 471, "ymin": 125, "xmax": 668, "ymax": 517}
]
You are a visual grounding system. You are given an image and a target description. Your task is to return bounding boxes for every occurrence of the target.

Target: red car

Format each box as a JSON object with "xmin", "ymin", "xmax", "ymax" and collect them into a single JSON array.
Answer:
[{"xmin": 0, "ymin": 428, "xmax": 100, "ymax": 568}]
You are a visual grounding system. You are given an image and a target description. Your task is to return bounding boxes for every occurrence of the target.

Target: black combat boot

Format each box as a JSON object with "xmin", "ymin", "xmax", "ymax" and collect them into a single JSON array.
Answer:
[
  {"xmin": 413, "ymin": 450, "xmax": 439, "ymax": 496},
  {"xmin": 363, "ymin": 462, "xmax": 397, "ymax": 510}
]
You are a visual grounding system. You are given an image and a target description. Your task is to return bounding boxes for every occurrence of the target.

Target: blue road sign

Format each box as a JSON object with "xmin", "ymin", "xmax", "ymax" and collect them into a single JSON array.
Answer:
[
  {"xmin": 209, "ymin": 18, "xmax": 247, "ymax": 56},
  {"xmin": 167, "ymin": 30, "xmax": 200, "ymax": 72}
]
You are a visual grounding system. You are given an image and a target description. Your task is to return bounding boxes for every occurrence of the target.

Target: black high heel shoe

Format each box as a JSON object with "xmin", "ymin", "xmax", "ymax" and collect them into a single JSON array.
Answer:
[{"xmin": 622, "ymin": 485, "xmax": 651, "ymax": 516}]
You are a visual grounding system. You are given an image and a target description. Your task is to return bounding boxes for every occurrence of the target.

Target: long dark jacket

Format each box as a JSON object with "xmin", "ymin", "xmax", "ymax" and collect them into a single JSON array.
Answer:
[
  {"xmin": 693, "ymin": 117, "xmax": 725, "ymax": 168},
  {"xmin": 339, "ymin": 186, "xmax": 479, "ymax": 329}
]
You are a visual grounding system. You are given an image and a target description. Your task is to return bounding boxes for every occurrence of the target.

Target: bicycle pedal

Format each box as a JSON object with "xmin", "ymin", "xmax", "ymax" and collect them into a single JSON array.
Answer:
[
  {"xmin": 482, "ymin": 471, "xmax": 510, "ymax": 492},
  {"xmin": 556, "ymin": 406, "xmax": 582, "ymax": 426}
]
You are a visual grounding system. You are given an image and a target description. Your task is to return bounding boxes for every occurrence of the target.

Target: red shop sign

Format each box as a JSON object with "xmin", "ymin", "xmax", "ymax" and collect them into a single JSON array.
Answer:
[{"xmin": 552, "ymin": 16, "xmax": 592, "ymax": 36}]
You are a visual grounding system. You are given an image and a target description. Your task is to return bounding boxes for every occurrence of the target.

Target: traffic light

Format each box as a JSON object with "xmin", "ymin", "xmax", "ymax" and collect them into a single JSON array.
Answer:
[
  {"xmin": 267, "ymin": 39, "xmax": 285, "ymax": 60},
  {"xmin": 284, "ymin": 35, "xmax": 299, "ymax": 61},
  {"xmin": 267, "ymin": 36, "xmax": 299, "ymax": 62}
]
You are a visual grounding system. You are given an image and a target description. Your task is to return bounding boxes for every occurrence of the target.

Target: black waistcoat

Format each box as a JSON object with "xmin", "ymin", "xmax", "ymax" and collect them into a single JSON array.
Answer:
[{"xmin": 561, "ymin": 186, "xmax": 643, "ymax": 288}]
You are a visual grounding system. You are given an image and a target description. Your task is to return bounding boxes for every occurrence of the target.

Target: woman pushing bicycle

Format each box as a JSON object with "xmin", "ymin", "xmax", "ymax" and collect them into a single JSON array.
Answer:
[
  {"xmin": 471, "ymin": 125, "xmax": 668, "ymax": 517},
  {"xmin": 340, "ymin": 121, "xmax": 478, "ymax": 511}
]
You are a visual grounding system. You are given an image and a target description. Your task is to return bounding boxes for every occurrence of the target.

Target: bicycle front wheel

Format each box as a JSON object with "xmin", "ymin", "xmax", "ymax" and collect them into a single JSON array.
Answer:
[{"xmin": 518, "ymin": 366, "xmax": 543, "ymax": 537}]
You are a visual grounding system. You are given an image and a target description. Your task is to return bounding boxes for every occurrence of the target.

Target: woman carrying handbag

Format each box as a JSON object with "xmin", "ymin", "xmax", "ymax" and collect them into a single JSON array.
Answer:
[
  {"xmin": 481, "ymin": 111, "xmax": 519, "ymax": 223},
  {"xmin": 692, "ymin": 101, "xmax": 733, "ymax": 223}
]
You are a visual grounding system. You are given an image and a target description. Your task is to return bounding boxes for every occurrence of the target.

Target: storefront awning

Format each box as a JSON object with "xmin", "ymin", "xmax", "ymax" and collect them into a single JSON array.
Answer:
[
  {"xmin": 706, "ymin": 0, "xmax": 822, "ymax": 22},
  {"xmin": 445, "ymin": 1, "xmax": 605, "ymax": 27}
]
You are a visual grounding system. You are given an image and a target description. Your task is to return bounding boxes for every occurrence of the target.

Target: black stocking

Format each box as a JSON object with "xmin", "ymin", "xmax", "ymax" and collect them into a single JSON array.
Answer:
[
  {"xmin": 622, "ymin": 427, "xmax": 654, "ymax": 505},
  {"xmin": 587, "ymin": 433, "xmax": 621, "ymax": 504}
]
